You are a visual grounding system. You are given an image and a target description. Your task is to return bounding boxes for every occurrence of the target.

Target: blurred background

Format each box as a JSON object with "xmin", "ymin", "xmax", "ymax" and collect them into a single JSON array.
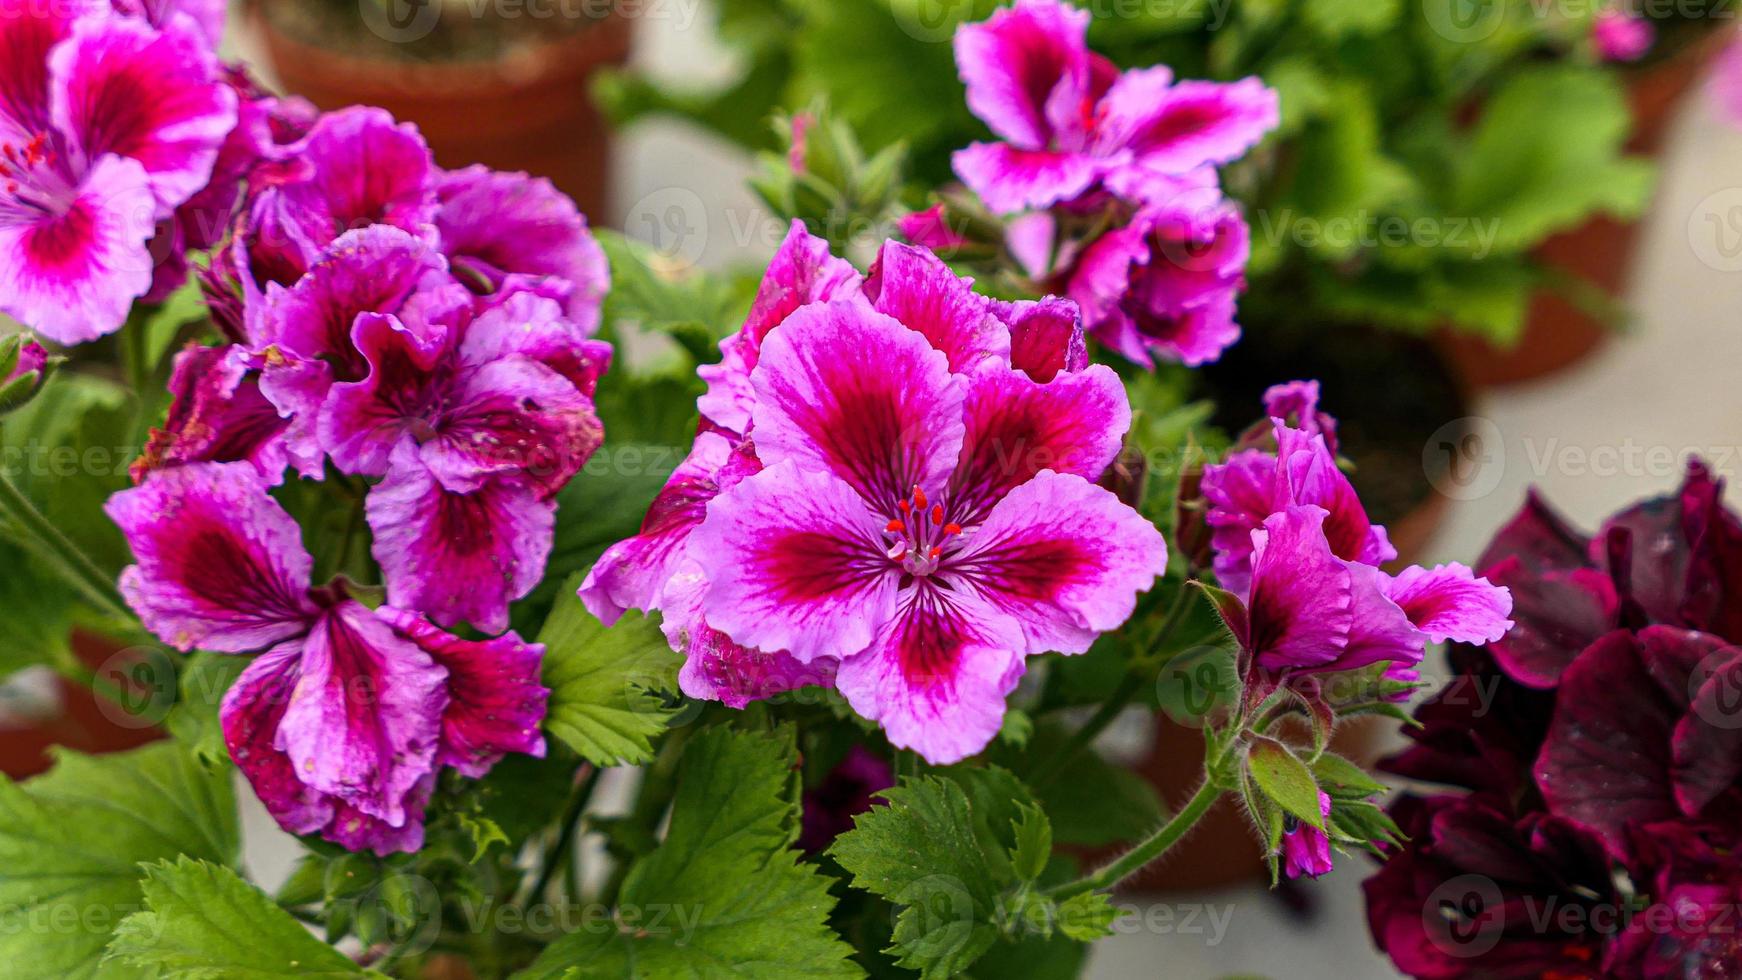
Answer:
[{"xmin": 9, "ymin": 1, "xmax": 1742, "ymax": 975}]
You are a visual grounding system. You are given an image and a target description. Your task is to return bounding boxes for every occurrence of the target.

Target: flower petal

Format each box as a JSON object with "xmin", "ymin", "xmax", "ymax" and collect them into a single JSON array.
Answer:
[
  {"xmin": 378, "ymin": 607, "xmax": 548, "ymax": 778},
  {"xmin": 949, "ymin": 363, "xmax": 1129, "ymax": 526},
  {"xmin": 952, "ymin": 0, "xmax": 1092, "ymax": 148},
  {"xmin": 221, "ymin": 641, "xmax": 333, "ymax": 836},
  {"xmin": 948, "ymin": 470, "xmax": 1165, "ymax": 655},
  {"xmin": 51, "ymin": 14, "xmax": 236, "ymax": 215},
  {"xmin": 277, "ymin": 600, "xmax": 447, "ymax": 827},
  {"xmin": 692, "ymin": 460, "xmax": 898, "ymax": 664},
  {"xmin": 661, "ymin": 562, "xmax": 838, "ymax": 709},
  {"xmin": 107, "ymin": 461, "xmax": 316, "ymax": 652},
  {"xmin": 435, "ymin": 165, "xmax": 608, "ymax": 332},
  {"xmin": 1382, "ymin": 563, "xmax": 1514, "ymax": 645},
  {"xmin": 951, "ymin": 141, "xmax": 1100, "ymax": 214},
  {"xmin": 750, "ymin": 300, "xmax": 967, "ymax": 512},
  {"xmin": 421, "ymin": 354, "xmax": 603, "ymax": 496},
  {"xmin": 1247, "ymin": 506, "xmax": 1355, "ymax": 672},
  {"xmin": 459, "ymin": 285, "xmax": 613, "ymax": 397},
  {"xmin": 833, "ymin": 583, "xmax": 1025, "ymax": 765},
  {"xmin": 865, "ymin": 241, "xmax": 1010, "ymax": 372},
  {"xmin": 133, "ymin": 344, "xmax": 292, "ymax": 485},
  {"xmin": 1098, "ymin": 73, "xmax": 1278, "ymax": 176},
  {"xmin": 367, "ymin": 451, "xmax": 554, "ymax": 634},
  {"xmin": 280, "ymin": 106, "xmax": 436, "ymax": 244},
  {"xmin": 992, "ymin": 295, "xmax": 1086, "ymax": 382},
  {"xmin": 318, "ymin": 312, "xmax": 448, "ymax": 477}
]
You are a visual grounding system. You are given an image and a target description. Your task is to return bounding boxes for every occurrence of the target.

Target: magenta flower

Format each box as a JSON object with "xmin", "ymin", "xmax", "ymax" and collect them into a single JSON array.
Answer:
[
  {"xmin": 106, "ymin": 463, "xmax": 547, "ymax": 854},
  {"xmin": 1067, "ymin": 188, "xmax": 1250, "ymax": 366},
  {"xmin": 897, "ymin": 203, "xmax": 970, "ymax": 253},
  {"xmin": 1279, "ymin": 792, "xmax": 1334, "ymax": 879},
  {"xmin": 951, "ymin": 0, "xmax": 1276, "ymax": 214},
  {"xmin": 799, "ymin": 746, "xmax": 894, "ymax": 853},
  {"xmin": 587, "ymin": 230, "xmax": 1159, "ymax": 763},
  {"xmin": 2, "ymin": 336, "xmax": 48, "ymax": 386},
  {"xmin": 1592, "ymin": 8, "xmax": 1653, "ymax": 63},
  {"xmin": 0, "ymin": 3, "xmax": 236, "ymax": 344},
  {"xmin": 132, "ymin": 344, "xmax": 292, "ymax": 485}
]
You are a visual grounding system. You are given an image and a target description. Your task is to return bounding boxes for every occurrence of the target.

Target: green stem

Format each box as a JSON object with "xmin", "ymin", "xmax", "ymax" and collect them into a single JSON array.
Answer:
[
  {"xmin": 1047, "ymin": 778, "xmax": 1225, "ymax": 900},
  {"xmin": 0, "ymin": 466, "xmax": 131, "ymax": 621},
  {"xmin": 524, "ymin": 764, "xmax": 601, "ymax": 905}
]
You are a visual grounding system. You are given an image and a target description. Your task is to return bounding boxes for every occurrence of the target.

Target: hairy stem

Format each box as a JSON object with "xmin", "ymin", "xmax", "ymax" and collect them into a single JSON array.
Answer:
[{"xmin": 1047, "ymin": 777, "xmax": 1224, "ymax": 900}]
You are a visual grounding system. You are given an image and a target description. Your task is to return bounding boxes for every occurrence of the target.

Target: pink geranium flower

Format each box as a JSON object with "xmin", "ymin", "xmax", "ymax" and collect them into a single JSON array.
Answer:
[
  {"xmin": 951, "ymin": 0, "xmax": 1276, "ymax": 213},
  {"xmin": 0, "ymin": 2, "xmax": 236, "ymax": 344},
  {"xmin": 106, "ymin": 463, "xmax": 547, "ymax": 854}
]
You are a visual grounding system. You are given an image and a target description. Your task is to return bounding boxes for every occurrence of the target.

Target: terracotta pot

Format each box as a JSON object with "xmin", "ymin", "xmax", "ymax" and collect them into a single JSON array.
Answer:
[
  {"xmin": 252, "ymin": 11, "xmax": 632, "ymax": 221},
  {"xmin": 0, "ymin": 631, "xmax": 163, "ymax": 779},
  {"xmin": 1440, "ymin": 28, "xmax": 1728, "ymax": 389}
]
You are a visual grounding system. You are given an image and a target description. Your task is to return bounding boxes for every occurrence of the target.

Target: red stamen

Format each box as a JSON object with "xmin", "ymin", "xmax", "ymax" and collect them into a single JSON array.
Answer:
[
  {"xmin": 897, "ymin": 500, "xmax": 910, "ymax": 514},
  {"xmin": 885, "ymin": 519, "xmax": 905, "ymax": 533},
  {"xmin": 912, "ymin": 486, "xmax": 928, "ymax": 510},
  {"xmin": 928, "ymin": 546, "xmax": 942, "ymax": 560},
  {"xmin": 943, "ymin": 523, "xmax": 962, "ymax": 536},
  {"xmin": 931, "ymin": 505, "xmax": 944, "ymax": 524}
]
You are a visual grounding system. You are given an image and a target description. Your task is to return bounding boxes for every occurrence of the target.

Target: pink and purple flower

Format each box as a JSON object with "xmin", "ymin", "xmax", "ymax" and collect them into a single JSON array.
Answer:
[{"xmin": 106, "ymin": 462, "xmax": 547, "ymax": 854}]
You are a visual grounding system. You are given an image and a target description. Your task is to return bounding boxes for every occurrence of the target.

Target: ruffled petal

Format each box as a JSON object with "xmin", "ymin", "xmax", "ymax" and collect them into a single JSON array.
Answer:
[
  {"xmin": 106, "ymin": 461, "xmax": 316, "ymax": 652},
  {"xmin": 50, "ymin": 14, "xmax": 236, "ymax": 215},
  {"xmin": 951, "ymin": 141, "xmax": 1100, "ymax": 214},
  {"xmin": 1098, "ymin": 74, "xmax": 1278, "ymax": 176},
  {"xmin": 750, "ymin": 300, "xmax": 967, "ymax": 512},
  {"xmin": 1382, "ymin": 563, "xmax": 1514, "ymax": 645},
  {"xmin": 1335, "ymin": 561, "xmax": 1427, "ymax": 675},
  {"xmin": 578, "ymin": 431, "xmax": 735, "ymax": 624},
  {"xmin": 949, "ymin": 362, "xmax": 1129, "ymax": 525},
  {"xmin": 221, "ymin": 641, "xmax": 333, "ymax": 836},
  {"xmin": 833, "ymin": 582, "xmax": 1026, "ymax": 765},
  {"xmin": 277, "ymin": 600, "xmax": 447, "ymax": 827},
  {"xmin": 947, "ymin": 470, "xmax": 1165, "ymax": 655},
  {"xmin": 0, "ymin": 154, "xmax": 156, "ymax": 344},
  {"xmin": 378, "ymin": 607, "xmax": 548, "ymax": 778},
  {"xmin": 696, "ymin": 220, "xmax": 863, "ymax": 433},
  {"xmin": 1247, "ymin": 506, "xmax": 1355, "ymax": 672},
  {"xmin": 459, "ymin": 285, "xmax": 612, "ymax": 397},
  {"xmin": 367, "ymin": 453, "xmax": 554, "ymax": 634},
  {"xmin": 422, "ymin": 354, "xmax": 603, "ymax": 496},
  {"xmin": 660, "ymin": 562, "xmax": 837, "ymax": 709},
  {"xmin": 992, "ymin": 295, "xmax": 1086, "ymax": 382},
  {"xmin": 952, "ymin": 0, "xmax": 1091, "ymax": 148},
  {"xmin": 691, "ymin": 460, "xmax": 898, "ymax": 664},
  {"xmin": 133, "ymin": 344, "xmax": 291, "ymax": 485},
  {"xmin": 435, "ymin": 165, "xmax": 607, "ymax": 332},
  {"xmin": 280, "ymin": 106, "xmax": 436, "ymax": 244},
  {"xmin": 317, "ymin": 312, "xmax": 448, "ymax": 477},
  {"xmin": 865, "ymin": 241, "xmax": 1010, "ymax": 372},
  {"xmin": 1201, "ymin": 447, "xmax": 1276, "ymax": 595}
]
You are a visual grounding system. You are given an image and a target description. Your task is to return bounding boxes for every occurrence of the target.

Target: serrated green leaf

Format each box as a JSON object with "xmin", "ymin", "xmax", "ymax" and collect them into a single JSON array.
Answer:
[
  {"xmin": 0, "ymin": 742, "xmax": 238, "ymax": 979},
  {"xmin": 164, "ymin": 653, "xmax": 247, "ymax": 763},
  {"xmin": 1009, "ymin": 804, "xmax": 1051, "ymax": 884},
  {"xmin": 1246, "ymin": 738, "xmax": 1323, "ymax": 830},
  {"xmin": 538, "ymin": 579, "xmax": 682, "ymax": 767},
  {"xmin": 1055, "ymin": 892, "xmax": 1119, "ymax": 943},
  {"xmin": 518, "ymin": 727, "xmax": 861, "ymax": 979},
  {"xmin": 107, "ymin": 858, "xmax": 362, "ymax": 978}
]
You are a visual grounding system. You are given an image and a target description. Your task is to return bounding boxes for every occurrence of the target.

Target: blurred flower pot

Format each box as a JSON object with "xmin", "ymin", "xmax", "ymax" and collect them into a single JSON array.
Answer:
[
  {"xmin": 1440, "ymin": 27, "xmax": 1728, "ymax": 389},
  {"xmin": 0, "ymin": 631, "xmax": 163, "ymax": 779},
  {"xmin": 251, "ymin": 3, "xmax": 632, "ymax": 220}
]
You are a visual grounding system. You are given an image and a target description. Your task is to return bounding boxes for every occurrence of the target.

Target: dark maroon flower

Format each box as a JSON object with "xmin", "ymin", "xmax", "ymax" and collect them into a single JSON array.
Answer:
[
  {"xmin": 1381, "ymin": 646, "xmax": 1557, "ymax": 803},
  {"xmin": 799, "ymin": 746, "xmax": 894, "ymax": 854}
]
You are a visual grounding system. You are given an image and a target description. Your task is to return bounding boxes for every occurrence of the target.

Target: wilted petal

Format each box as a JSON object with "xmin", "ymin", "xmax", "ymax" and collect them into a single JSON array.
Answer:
[
  {"xmin": 107, "ymin": 461, "xmax": 315, "ymax": 652},
  {"xmin": 379, "ymin": 607, "xmax": 547, "ymax": 778},
  {"xmin": 949, "ymin": 470, "xmax": 1165, "ymax": 655},
  {"xmin": 949, "ymin": 363, "xmax": 1129, "ymax": 525},
  {"xmin": 692, "ymin": 460, "xmax": 897, "ymax": 664},
  {"xmin": 834, "ymin": 583, "xmax": 1025, "ymax": 765},
  {"xmin": 277, "ymin": 600, "xmax": 447, "ymax": 827},
  {"xmin": 750, "ymin": 301, "xmax": 966, "ymax": 512},
  {"xmin": 367, "ymin": 453, "xmax": 554, "ymax": 634},
  {"xmin": 134, "ymin": 345, "xmax": 291, "ymax": 484},
  {"xmin": 435, "ymin": 165, "xmax": 607, "ymax": 332}
]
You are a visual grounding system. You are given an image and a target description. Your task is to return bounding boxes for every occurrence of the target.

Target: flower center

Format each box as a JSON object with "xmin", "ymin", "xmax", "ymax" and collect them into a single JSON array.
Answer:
[
  {"xmin": 0, "ymin": 132, "xmax": 72, "ymax": 217},
  {"xmin": 882, "ymin": 484, "xmax": 965, "ymax": 578}
]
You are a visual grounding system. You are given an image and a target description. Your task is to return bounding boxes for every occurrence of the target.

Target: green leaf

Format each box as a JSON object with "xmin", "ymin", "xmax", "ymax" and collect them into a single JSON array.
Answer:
[
  {"xmin": 1008, "ymin": 804, "xmax": 1051, "ymax": 884},
  {"xmin": 457, "ymin": 814, "xmax": 511, "ymax": 863},
  {"xmin": 1246, "ymin": 738, "xmax": 1323, "ymax": 830},
  {"xmin": 518, "ymin": 727, "xmax": 861, "ymax": 979},
  {"xmin": 107, "ymin": 858, "xmax": 363, "ymax": 978},
  {"xmin": 831, "ymin": 774, "xmax": 1007, "ymax": 978},
  {"xmin": 0, "ymin": 742, "xmax": 238, "ymax": 979},
  {"xmin": 1310, "ymin": 752, "xmax": 1387, "ymax": 801},
  {"xmin": 1448, "ymin": 65, "xmax": 1654, "ymax": 256},
  {"xmin": 538, "ymin": 579, "xmax": 683, "ymax": 767},
  {"xmin": 1055, "ymin": 892, "xmax": 1119, "ymax": 943},
  {"xmin": 1299, "ymin": 0, "xmax": 1399, "ymax": 38}
]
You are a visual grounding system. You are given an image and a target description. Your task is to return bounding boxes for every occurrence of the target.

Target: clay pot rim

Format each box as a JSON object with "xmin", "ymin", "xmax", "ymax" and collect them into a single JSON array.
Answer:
[{"xmin": 250, "ymin": 8, "xmax": 632, "ymax": 94}]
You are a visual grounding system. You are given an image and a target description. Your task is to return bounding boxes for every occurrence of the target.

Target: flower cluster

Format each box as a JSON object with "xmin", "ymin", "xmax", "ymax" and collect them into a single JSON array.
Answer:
[
  {"xmin": 1196, "ymin": 384, "xmax": 1514, "ymax": 878},
  {"xmin": 83, "ymin": 2, "xmax": 609, "ymax": 854},
  {"xmin": 583, "ymin": 222, "xmax": 1166, "ymax": 764},
  {"xmin": 1366, "ymin": 461, "xmax": 1742, "ymax": 977},
  {"xmin": 0, "ymin": 0, "xmax": 255, "ymax": 342},
  {"xmin": 910, "ymin": 0, "xmax": 1278, "ymax": 368}
]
